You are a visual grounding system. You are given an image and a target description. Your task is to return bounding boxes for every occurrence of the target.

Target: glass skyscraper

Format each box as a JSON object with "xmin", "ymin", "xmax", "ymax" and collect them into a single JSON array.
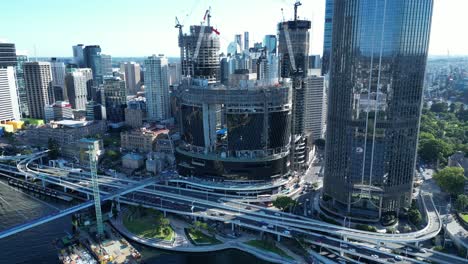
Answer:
[
  {"xmin": 323, "ymin": 0, "xmax": 433, "ymax": 219},
  {"xmin": 321, "ymin": 0, "xmax": 333, "ymax": 75}
]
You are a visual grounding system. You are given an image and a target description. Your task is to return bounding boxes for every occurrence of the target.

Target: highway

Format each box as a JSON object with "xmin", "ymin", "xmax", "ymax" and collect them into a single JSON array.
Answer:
[{"xmin": 0, "ymin": 152, "xmax": 466, "ymax": 263}]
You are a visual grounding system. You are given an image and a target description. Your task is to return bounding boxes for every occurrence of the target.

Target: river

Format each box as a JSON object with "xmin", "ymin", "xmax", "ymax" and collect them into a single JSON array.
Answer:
[{"xmin": 0, "ymin": 180, "xmax": 271, "ymax": 264}]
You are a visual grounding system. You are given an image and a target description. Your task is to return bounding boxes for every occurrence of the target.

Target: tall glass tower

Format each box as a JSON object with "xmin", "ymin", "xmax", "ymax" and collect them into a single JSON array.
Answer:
[{"xmin": 322, "ymin": 0, "xmax": 433, "ymax": 220}]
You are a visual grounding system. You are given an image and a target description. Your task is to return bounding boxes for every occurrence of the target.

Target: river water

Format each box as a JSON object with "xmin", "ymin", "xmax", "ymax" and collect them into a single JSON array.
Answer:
[{"xmin": 0, "ymin": 181, "xmax": 270, "ymax": 264}]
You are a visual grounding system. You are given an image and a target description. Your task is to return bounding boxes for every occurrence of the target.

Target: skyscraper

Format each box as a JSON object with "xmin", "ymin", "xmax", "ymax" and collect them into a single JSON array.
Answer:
[
  {"xmin": 83, "ymin": 45, "xmax": 102, "ymax": 83},
  {"xmin": 144, "ymin": 55, "xmax": 170, "ymax": 121},
  {"xmin": 103, "ymin": 77, "xmax": 127, "ymax": 123},
  {"xmin": 100, "ymin": 54, "xmax": 112, "ymax": 78},
  {"xmin": 0, "ymin": 67, "xmax": 21, "ymax": 121},
  {"xmin": 167, "ymin": 62, "xmax": 181, "ymax": 86},
  {"xmin": 120, "ymin": 62, "xmax": 141, "ymax": 95},
  {"xmin": 0, "ymin": 43, "xmax": 17, "ymax": 68},
  {"xmin": 50, "ymin": 58, "xmax": 66, "ymax": 101},
  {"xmin": 263, "ymin": 35, "xmax": 277, "ymax": 55},
  {"xmin": 72, "ymin": 44, "xmax": 85, "ymax": 67},
  {"xmin": 321, "ymin": 0, "xmax": 334, "ymax": 75},
  {"xmin": 23, "ymin": 62, "xmax": 54, "ymax": 119},
  {"xmin": 15, "ymin": 54, "xmax": 28, "ymax": 117},
  {"xmin": 323, "ymin": 0, "xmax": 434, "ymax": 219},
  {"xmin": 65, "ymin": 69, "xmax": 89, "ymax": 110},
  {"xmin": 243, "ymin": 31, "xmax": 249, "ymax": 51},
  {"xmin": 304, "ymin": 70, "xmax": 326, "ymax": 142}
]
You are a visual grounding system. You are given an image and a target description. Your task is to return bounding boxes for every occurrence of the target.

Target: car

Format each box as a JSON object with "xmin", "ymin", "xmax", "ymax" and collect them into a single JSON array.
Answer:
[
  {"xmin": 340, "ymin": 243, "xmax": 348, "ymax": 248},
  {"xmin": 394, "ymin": 255, "xmax": 403, "ymax": 261},
  {"xmin": 283, "ymin": 230, "xmax": 291, "ymax": 235},
  {"xmin": 274, "ymin": 212, "xmax": 281, "ymax": 216},
  {"xmin": 261, "ymin": 225, "xmax": 267, "ymax": 229},
  {"xmin": 405, "ymin": 247, "xmax": 413, "ymax": 252},
  {"xmin": 267, "ymin": 224, "xmax": 274, "ymax": 228},
  {"xmin": 371, "ymin": 254, "xmax": 379, "ymax": 259},
  {"xmin": 245, "ymin": 206, "xmax": 252, "ymax": 210},
  {"xmin": 349, "ymin": 248, "xmax": 356, "ymax": 253},
  {"xmin": 420, "ymin": 248, "xmax": 427, "ymax": 253}
]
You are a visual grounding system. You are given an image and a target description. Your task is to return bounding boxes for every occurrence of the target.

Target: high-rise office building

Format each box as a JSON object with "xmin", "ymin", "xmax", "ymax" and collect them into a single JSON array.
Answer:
[
  {"xmin": 86, "ymin": 101, "xmax": 106, "ymax": 121},
  {"xmin": 167, "ymin": 62, "xmax": 181, "ymax": 86},
  {"xmin": 304, "ymin": 70, "xmax": 326, "ymax": 142},
  {"xmin": 15, "ymin": 54, "xmax": 29, "ymax": 117},
  {"xmin": 0, "ymin": 67, "xmax": 21, "ymax": 121},
  {"xmin": 321, "ymin": 0, "xmax": 334, "ymax": 75},
  {"xmin": 65, "ymin": 69, "xmax": 89, "ymax": 110},
  {"xmin": 103, "ymin": 77, "xmax": 127, "ymax": 123},
  {"xmin": 244, "ymin": 31, "xmax": 249, "ymax": 51},
  {"xmin": 144, "ymin": 55, "xmax": 170, "ymax": 121},
  {"xmin": 83, "ymin": 45, "xmax": 102, "ymax": 83},
  {"xmin": 51, "ymin": 58, "xmax": 66, "ymax": 101},
  {"xmin": 263, "ymin": 35, "xmax": 277, "ymax": 55},
  {"xmin": 120, "ymin": 62, "xmax": 141, "ymax": 95},
  {"xmin": 309, "ymin": 55, "xmax": 321, "ymax": 69},
  {"xmin": 23, "ymin": 62, "xmax": 54, "ymax": 119},
  {"xmin": 0, "ymin": 43, "xmax": 17, "ymax": 68},
  {"xmin": 72, "ymin": 44, "xmax": 85, "ymax": 67},
  {"xmin": 100, "ymin": 54, "xmax": 112, "ymax": 78},
  {"xmin": 235, "ymin": 34, "xmax": 242, "ymax": 51},
  {"xmin": 322, "ymin": 0, "xmax": 434, "ymax": 219}
]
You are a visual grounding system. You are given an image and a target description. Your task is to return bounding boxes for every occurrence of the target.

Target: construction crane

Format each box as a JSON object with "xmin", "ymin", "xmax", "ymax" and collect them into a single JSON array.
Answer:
[
  {"xmin": 193, "ymin": 8, "xmax": 211, "ymax": 60},
  {"xmin": 88, "ymin": 143, "xmax": 103, "ymax": 237},
  {"xmin": 294, "ymin": 0, "xmax": 302, "ymax": 21}
]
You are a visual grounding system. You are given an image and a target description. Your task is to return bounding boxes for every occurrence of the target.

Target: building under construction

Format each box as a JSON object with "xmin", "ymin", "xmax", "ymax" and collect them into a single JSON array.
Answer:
[
  {"xmin": 173, "ymin": 9, "xmax": 293, "ymax": 182},
  {"xmin": 177, "ymin": 10, "xmax": 220, "ymax": 83},
  {"xmin": 277, "ymin": 3, "xmax": 312, "ymax": 171}
]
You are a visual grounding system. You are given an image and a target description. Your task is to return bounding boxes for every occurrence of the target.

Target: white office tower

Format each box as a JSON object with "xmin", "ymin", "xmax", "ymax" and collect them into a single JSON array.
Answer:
[
  {"xmin": 65, "ymin": 69, "xmax": 89, "ymax": 110},
  {"xmin": 23, "ymin": 62, "xmax": 54, "ymax": 119},
  {"xmin": 120, "ymin": 62, "xmax": 141, "ymax": 95},
  {"xmin": 167, "ymin": 63, "xmax": 181, "ymax": 86},
  {"xmin": 144, "ymin": 55, "xmax": 170, "ymax": 121},
  {"xmin": 304, "ymin": 69, "xmax": 327, "ymax": 142},
  {"xmin": 0, "ymin": 67, "xmax": 21, "ymax": 121}
]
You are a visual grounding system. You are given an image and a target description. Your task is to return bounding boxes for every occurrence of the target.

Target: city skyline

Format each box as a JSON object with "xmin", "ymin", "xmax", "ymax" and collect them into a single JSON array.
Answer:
[{"xmin": 1, "ymin": 0, "xmax": 466, "ymax": 57}]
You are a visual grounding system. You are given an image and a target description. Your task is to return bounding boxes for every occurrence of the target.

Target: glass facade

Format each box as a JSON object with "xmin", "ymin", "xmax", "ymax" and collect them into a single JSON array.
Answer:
[
  {"xmin": 321, "ymin": 0, "xmax": 334, "ymax": 75},
  {"xmin": 181, "ymin": 104, "xmax": 205, "ymax": 147},
  {"xmin": 323, "ymin": 0, "xmax": 433, "ymax": 217},
  {"xmin": 227, "ymin": 113, "xmax": 264, "ymax": 151}
]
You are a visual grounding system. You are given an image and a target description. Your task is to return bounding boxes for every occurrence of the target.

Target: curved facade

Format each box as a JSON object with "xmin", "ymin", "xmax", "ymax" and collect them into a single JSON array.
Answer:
[
  {"xmin": 175, "ymin": 81, "xmax": 292, "ymax": 180},
  {"xmin": 323, "ymin": 0, "xmax": 433, "ymax": 218}
]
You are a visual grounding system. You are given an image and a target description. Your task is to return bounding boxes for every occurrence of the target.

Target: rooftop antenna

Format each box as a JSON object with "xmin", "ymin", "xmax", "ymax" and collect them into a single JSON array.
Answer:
[
  {"xmin": 281, "ymin": 8, "xmax": 285, "ymax": 22},
  {"xmin": 294, "ymin": 0, "xmax": 302, "ymax": 21}
]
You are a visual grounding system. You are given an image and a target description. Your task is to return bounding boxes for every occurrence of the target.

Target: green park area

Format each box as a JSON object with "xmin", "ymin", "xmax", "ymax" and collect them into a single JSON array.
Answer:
[
  {"xmin": 185, "ymin": 227, "xmax": 221, "ymax": 245},
  {"xmin": 123, "ymin": 207, "xmax": 174, "ymax": 241},
  {"xmin": 245, "ymin": 240, "xmax": 292, "ymax": 259}
]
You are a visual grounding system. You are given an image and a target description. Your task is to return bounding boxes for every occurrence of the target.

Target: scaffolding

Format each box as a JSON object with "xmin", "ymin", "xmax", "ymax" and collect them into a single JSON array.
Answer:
[{"xmin": 88, "ymin": 143, "xmax": 103, "ymax": 236}]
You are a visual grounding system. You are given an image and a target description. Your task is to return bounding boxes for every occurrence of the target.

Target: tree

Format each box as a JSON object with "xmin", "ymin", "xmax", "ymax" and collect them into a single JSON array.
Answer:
[
  {"xmin": 418, "ymin": 138, "xmax": 453, "ymax": 163},
  {"xmin": 408, "ymin": 208, "xmax": 422, "ymax": 225},
  {"xmin": 430, "ymin": 102, "xmax": 448, "ymax": 113},
  {"xmin": 273, "ymin": 196, "xmax": 296, "ymax": 211},
  {"xmin": 433, "ymin": 167, "xmax": 466, "ymax": 196},
  {"xmin": 48, "ymin": 138, "xmax": 60, "ymax": 160},
  {"xmin": 455, "ymin": 194, "xmax": 468, "ymax": 212}
]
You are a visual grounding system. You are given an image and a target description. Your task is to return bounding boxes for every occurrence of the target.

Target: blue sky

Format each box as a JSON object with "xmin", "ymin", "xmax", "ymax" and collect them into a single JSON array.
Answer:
[{"xmin": 1, "ymin": 0, "xmax": 467, "ymax": 57}]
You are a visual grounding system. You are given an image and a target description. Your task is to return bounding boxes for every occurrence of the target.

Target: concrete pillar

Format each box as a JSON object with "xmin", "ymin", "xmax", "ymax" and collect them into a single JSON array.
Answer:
[
  {"xmin": 231, "ymin": 223, "xmax": 235, "ymax": 231},
  {"xmin": 277, "ymin": 233, "xmax": 281, "ymax": 242},
  {"xmin": 42, "ymin": 180, "xmax": 45, "ymax": 188},
  {"xmin": 86, "ymin": 193, "xmax": 90, "ymax": 200},
  {"xmin": 63, "ymin": 186, "xmax": 67, "ymax": 192},
  {"xmin": 378, "ymin": 196, "xmax": 383, "ymax": 219},
  {"xmin": 415, "ymin": 241, "xmax": 419, "ymax": 247},
  {"xmin": 163, "ymin": 210, "xmax": 166, "ymax": 217}
]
